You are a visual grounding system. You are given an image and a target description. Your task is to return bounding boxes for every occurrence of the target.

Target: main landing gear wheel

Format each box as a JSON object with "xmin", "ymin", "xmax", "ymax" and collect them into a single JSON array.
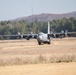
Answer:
[
  {"xmin": 38, "ymin": 41, "xmax": 42, "ymax": 45},
  {"xmin": 47, "ymin": 42, "xmax": 50, "ymax": 44}
]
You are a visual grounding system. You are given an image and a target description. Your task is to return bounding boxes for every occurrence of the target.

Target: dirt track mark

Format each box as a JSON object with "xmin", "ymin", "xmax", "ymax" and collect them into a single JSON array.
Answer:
[{"xmin": 0, "ymin": 63, "xmax": 76, "ymax": 75}]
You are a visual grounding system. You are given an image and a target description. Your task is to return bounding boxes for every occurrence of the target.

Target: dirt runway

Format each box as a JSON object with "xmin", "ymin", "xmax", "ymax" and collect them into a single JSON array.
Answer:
[
  {"xmin": 0, "ymin": 38, "xmax": 76, "ymax": 75},
  {"xmin": 0, "ymin": 63, "xmax": 76, "ymax": 75}
]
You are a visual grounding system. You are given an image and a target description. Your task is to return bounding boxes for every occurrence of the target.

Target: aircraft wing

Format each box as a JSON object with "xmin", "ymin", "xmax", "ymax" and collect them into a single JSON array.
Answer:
[
  {"xmin": 23, "ymin": 34, "xmax": 37, "ymax": 40},
  {"xmin": 52, "ymin": 32, "xmax": 76, "ymax": 38},
  {"xmin": 1, "ymin": 34, "xmax": 23, "ymax": 39},
  {"xmin": 0, "ymin": 34, "xmax": 37, "ymax": 40},
  {"xmin": 65, "ymin": 32, "xmax": 76, "ymax": 37}
]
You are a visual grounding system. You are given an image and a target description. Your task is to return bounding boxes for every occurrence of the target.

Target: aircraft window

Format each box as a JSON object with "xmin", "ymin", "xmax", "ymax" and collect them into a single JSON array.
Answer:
[{"xmin": 38, "ymin": 34, "xmax": 41, "ymax": 36}]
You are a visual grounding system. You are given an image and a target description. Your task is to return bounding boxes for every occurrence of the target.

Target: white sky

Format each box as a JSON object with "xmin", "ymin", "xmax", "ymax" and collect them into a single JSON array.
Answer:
[{"xmin": 0, "ymin": 0, "xmax": 76, "ymax": 21}]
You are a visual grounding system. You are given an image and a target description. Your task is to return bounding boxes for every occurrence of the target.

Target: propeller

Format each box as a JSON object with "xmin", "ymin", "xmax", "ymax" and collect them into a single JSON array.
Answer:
[
  {"xmin": 60, "ymin": 30, "xmax": 68, "ymax": 38},
  {"xmin": 64, "ymin": 30, "xmax": 68, "ymax": 37}
]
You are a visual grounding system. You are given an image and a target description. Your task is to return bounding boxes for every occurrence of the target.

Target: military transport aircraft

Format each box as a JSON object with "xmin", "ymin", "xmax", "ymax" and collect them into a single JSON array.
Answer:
[{"xmin": 1, "ymin": 22, "xmax": 76, "ymax": 45}]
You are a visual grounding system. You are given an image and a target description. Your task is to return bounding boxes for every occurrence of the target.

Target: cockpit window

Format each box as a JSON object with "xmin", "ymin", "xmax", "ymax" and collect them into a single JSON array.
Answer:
[{"xmin": 38, "ymin": 32, "xmax": 44, "ymax": 35}]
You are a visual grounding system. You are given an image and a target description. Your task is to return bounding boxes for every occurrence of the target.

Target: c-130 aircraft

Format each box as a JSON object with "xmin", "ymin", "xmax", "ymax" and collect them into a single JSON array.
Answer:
[
  {"xmin": 1, "ymin": 21, "xmax": 76, "ymax": 45},
  {"xmin": 1, "ymin": 22, "xmax": 51, "ymax": 45}
]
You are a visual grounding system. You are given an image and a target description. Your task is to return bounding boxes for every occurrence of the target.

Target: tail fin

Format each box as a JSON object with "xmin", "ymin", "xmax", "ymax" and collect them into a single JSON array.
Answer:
[{"xmin": 48, "ymin": 21, "xmax": 50, "ymax": 34}]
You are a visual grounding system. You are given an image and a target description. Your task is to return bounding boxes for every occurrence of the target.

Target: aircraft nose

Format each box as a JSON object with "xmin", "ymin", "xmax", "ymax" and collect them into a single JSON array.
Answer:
[
  {"xmin": 38, "ymin": 35, "xmax": 42, "ymax": 39},
  {"xmin": 38, "ymin": 35, "xmax": 43, "ymax": 41}
]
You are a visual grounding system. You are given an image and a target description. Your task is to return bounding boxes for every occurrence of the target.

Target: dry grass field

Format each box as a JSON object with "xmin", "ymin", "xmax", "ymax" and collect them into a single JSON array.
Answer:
[
  {"xmin": 0, "ymin": 38, "xmax": 76, "ymax": 75},
  {"xmin": 0, "ymin": 38, "xmax": 76, "ymax": 65}
]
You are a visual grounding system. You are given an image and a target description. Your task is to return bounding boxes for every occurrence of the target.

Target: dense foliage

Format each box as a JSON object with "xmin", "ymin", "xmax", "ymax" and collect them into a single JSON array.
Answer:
[{"xmin": 0, "ymin": 17, "xmax": 76, "ymax": 37}]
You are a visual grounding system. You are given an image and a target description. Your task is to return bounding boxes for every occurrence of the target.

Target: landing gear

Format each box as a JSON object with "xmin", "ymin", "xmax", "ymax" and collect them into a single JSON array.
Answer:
[
  {"xmin": 38, "ymin": 41, "xmax": 51, "ymax": 45},
  {"xmin": 47, "ymin": 42, "xmax": 50, "ymax": 44},
  {"xmin": 38, "ymin": 41, "xmax": 42, "ymax": 45}
]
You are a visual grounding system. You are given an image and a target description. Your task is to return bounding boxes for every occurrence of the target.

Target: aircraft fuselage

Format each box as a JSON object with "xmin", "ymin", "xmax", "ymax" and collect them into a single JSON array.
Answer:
[{"xmin": 37, "ymin": 32, "xmax": 51, "ymax": 45}]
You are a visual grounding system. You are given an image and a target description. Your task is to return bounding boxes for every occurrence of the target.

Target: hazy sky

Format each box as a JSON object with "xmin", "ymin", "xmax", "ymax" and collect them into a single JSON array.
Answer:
[{"xmin": 0, "ymin": 0, "xmax": 76, "ymax": 21}]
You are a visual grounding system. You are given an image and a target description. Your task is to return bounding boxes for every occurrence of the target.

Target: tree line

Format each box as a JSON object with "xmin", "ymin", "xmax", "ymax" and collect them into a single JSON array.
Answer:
[{"xmin": 0, "ymin": 17, "xmax": 76, "ymax": 39}]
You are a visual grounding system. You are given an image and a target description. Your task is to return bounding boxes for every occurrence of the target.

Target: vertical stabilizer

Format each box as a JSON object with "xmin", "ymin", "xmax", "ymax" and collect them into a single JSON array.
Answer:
[{"xmin": 48, "ymin": 21, "xmax": 50, "ymax": 34}]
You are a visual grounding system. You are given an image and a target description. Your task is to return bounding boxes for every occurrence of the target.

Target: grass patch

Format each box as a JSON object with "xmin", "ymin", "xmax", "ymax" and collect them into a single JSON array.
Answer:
[{"xmin": 0, "ymin": 54, "xmax": 76, "ymax": 66}]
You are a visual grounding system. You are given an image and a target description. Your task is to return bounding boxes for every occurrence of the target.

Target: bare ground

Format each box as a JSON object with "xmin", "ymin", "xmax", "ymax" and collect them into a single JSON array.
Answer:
[
  {"xmin": 0, "ymin": 38, "xmax": 76, "ymax": 75},
  {"xmin": 0, "ymin": 38, "xmax": 76, "ymax": 65},
  {"xmin": 0, "ymin": 63, "xmax": 76, "ymax": 75}
]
